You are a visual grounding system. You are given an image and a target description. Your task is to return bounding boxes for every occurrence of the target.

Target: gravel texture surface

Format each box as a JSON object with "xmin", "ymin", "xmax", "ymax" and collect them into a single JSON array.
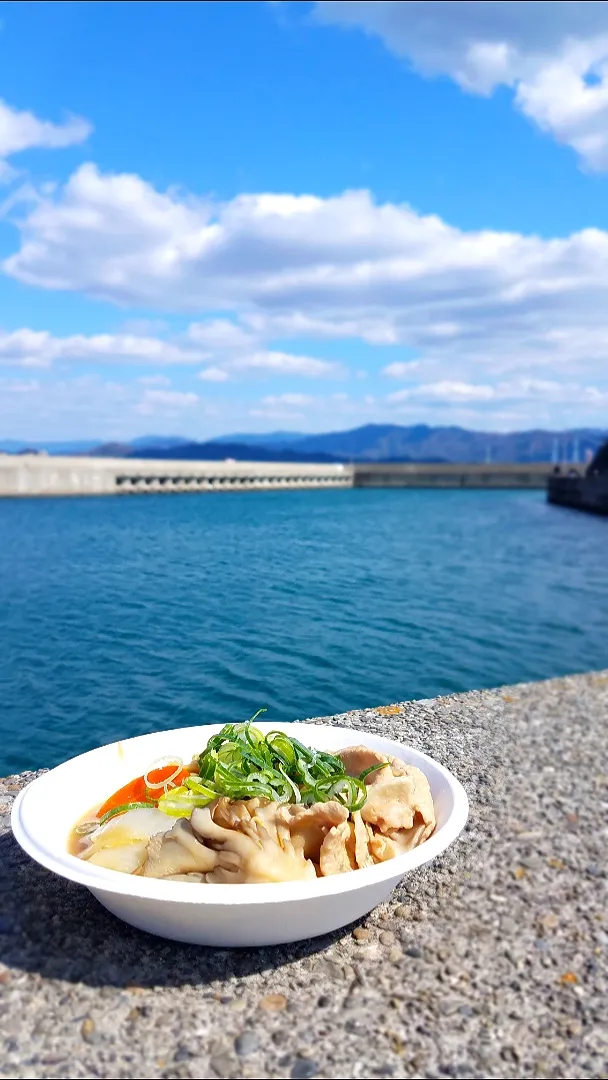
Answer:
[{"xmin": 1, "ymin": 671, "xmax": 607, "ymax": 1080}]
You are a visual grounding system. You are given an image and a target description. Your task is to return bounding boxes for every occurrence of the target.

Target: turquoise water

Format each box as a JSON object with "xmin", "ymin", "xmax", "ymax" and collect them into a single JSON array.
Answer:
[{"xmin": 0, "ymin": 489, "xmax": 606, "ymax": 774}]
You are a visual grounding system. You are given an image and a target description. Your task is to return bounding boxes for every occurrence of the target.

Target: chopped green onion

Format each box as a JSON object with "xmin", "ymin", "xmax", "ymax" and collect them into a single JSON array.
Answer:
[
  {"xmin": 157, "ymin": 786, "xmax": 214, "ymax": 817},
  {"xmin": 248, "ymin": 708, "xmax": 267, "ymax": 726},
  {"xmin": 193, "ymin": 718, "xmax": 377, "ymax": 813},
  {"xmin": 99, "ymin": 801, "xmax": 155, "ymax": 825},
  {"xmin": 183, "ymin": 776, "xmax": 218, "ymax": 799},
  {"xmin": 359, "ymin": 762, "xmax": 390, "ymax": 782}
]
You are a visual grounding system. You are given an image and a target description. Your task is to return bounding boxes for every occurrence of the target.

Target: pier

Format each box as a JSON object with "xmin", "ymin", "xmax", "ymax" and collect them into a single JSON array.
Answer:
[{"xmin": 0, "ymin": 455, "xmax": 558, "ymax": 496}]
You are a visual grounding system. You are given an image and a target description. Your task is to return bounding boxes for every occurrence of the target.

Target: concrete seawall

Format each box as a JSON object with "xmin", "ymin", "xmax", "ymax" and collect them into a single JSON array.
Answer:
[
  {"xmin": 354, "ymin": 461, "xmax": 555, "ymax": 488},
  {"xmin": 1, "ymin": 670, "xmax": 606, "ymax": 1078},
  {"xmin": 0, "ymin": 455, "xmax": 559, "ymax": 496},
  {"xmin": 0, "ymin": 456, "xmax": 353, "ymax": 496}
]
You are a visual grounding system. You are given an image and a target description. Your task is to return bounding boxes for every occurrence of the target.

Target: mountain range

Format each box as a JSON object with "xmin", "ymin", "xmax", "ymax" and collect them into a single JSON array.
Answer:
[{"xmin": 1, "ymin": 424, "xmax": 605, "ymax": 464}]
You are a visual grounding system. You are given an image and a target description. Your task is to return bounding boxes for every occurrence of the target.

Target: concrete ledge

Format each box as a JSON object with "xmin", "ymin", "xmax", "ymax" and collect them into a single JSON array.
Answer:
[{"xmin": 1, "ymin": 670, "xmax": 607, "ymax": 1078}]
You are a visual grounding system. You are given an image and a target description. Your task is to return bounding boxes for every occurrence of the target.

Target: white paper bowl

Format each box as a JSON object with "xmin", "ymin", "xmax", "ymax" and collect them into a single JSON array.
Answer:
[{"xmin": 11, "ymin": 722, "xmax": 468, "ymax": 947}]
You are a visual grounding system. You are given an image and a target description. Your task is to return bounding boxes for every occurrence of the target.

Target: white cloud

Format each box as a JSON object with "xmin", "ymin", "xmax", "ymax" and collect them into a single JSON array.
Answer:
[
  {"xmin": 186, "ymin": 320, "xmax": 340, "ymax": 380},
  {"xmin": 388, "ymin": 380, "xmax": 497, "ymax": 404},
  {"xmin": 135, "ymin": 388, "xmax": 199, "ymax": 415},
  {"xmin": 0, "ymin": 327, "xmax": 204, "ymax": 368},
  {"xmin": 121, "ymin": 318, "xmax": 169, "ymax": 336},
  {"xmin": 0, "ymin": 98, "xmax": 91, "ymax": 179},
  {"xmin": 5, "ymin": 168, "xmax": 608, "ymax": 388},
  {"xmin": 0, "ymin": 100, "xmax": 91, "ymax": 157},
  {"xmin": 383, "ymin": 360, "xmax": 422, "ymax": 378},
  {"xmin": 0, "ymin": 322, "xmax": 339, "ymax": 387},
  {"xmin": 187, "ymin": 321, "xmax": 339, "ymax": 379},
  {"xmin": 2, "ymin": 164, "xmax": 608, "ymax": 426},
  {"xmin": 387, "ymin": 377, "xmax": 608, "ymax": 408},
  {"xmin": 232, "ymin": 350, "xmax": 338, "ymax": 377},
  {"xmin": 244, "ymin": 310, "xmax": 400, "ymax": 344},
  {"xmin": 138, "ymin": 374, "xmax": 172, "ymax": 386},
  {"xmin": 0, "ymin": 374, "xmax": 133, "ymax": 439},
  {"xmin": 0, "ymin": 374, "xmax": 215, "ymax": 441},
  {"xmin": 3, "ymin": 378, "xmax": 40, "ymax": 394},
  {"xmin": 261, "ymin": 393, "xmax": 314, "ymax": 407},
  {"xmin": 314, "ymin": 1, "xmax": 608, "ymax": 169},
  {"xmin": 186, "ymin": 319, "xmax": 254, "ymax": 351},
  {"xmin": 143, "ymin": 388, "xmax": 198, "ymax": 406},
  {"xmin": 249, "ymin": 406, "xmax": 306, "ymax": 421},
  {"xmin": 198, "ymin": 366, "xmax": 230, "ymax": 382}
]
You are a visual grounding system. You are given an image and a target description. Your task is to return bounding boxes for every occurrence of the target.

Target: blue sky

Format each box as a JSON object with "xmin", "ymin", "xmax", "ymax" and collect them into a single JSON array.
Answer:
[{"xmin": 1, "ymin": 0, "xmax": 608, "ymax": 440}]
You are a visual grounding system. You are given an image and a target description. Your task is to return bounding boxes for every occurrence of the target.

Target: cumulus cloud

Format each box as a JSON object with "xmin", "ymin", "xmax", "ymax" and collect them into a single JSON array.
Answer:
[
  {"xmin": 231, "ymin": 350, "xmax": 338, "ymax": 377},
  {"xmin": 261, "ymin": 393, "xmax": 314, "ymax": 407},
  {"xmin": 2, "ymin": 162, "xmax": 608, "ymax": 426},
  {"xmin": 138, "ymin": 374, "xmax": 172, "ymax": 386},
  {"xmin": 3, "ymin": 378, "xmax": 40, "ymax": 394},
  {"xmin": 0, "ymin": 328, "xmax": 204, "ymax": 368},
  {"xmin": 244, "ymin": 310, "xmax": 400, "ymax": 344},
  {"xmin": 135, "ymin": 388, "xmax": 199, "ymax": 415},
  {"xmin": 186, "ymin": 319, "xmax": 255, "ymax": 352},
  {"xmin": 387, "ymin": 377, "xmax": 608, "ymax": 408},
  {"xmin": 314, "ymin": 1, "xmax": 608, "ymax": 169},
  {"xmin": 198, "ymin": 366, "xmax": 230, "ymax": 382},
  {"xmin": 0, "ymin": 374, "xmax": 221, "ymax": 441},
  {"xmin": 0, "ymin": 374, "xmax": 132, "ymax": 439},
  {"xmin": 383, "ymin": 360, "xmax": 422, "ymax": 378},
  {"xmin": 5, "ymin": 166, "xmax": 608, "ymax": 389},
  {"xmin": 0, "ymin": 98, "xmax": 91, "ymax": 180},
  {"xmin": 0, "ymin": 321, "xmax": 339, "ymax": 389}
]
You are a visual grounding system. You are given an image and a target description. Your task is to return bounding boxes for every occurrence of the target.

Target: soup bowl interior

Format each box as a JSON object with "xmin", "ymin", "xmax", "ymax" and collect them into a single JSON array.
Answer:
[{"xmin": 12, "ymin": 722, "xmax": 468, "ymax": 947}]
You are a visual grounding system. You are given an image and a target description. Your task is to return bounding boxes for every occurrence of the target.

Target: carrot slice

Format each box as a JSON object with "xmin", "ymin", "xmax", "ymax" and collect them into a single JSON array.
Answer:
[
  {"xmin": 97, "ymin": 765, "xmax": 189, "ymax": 818},
  {"xmin": 147, "ymin": 765, "xmax": 189, "ymax": 787},
  {"xmin": 97, "ymin": 776, "xmax": 149, "ymax": 818}
]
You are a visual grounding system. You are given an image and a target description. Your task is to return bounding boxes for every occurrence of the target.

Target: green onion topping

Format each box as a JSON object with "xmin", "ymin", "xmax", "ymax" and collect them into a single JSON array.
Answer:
[
  {"xmin": 184, "ymin": 713, "xmax": 375, "ymax": 814},
  {"xmin": 98, "ymin": 801, "xmax": 155, "ymax": 825}
]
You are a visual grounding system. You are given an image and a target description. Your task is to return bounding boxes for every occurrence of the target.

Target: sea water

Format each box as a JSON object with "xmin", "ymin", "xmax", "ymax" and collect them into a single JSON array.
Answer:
[{"xmin": 1, "ymin": 488, "xmax": 606, "ymax": 773}]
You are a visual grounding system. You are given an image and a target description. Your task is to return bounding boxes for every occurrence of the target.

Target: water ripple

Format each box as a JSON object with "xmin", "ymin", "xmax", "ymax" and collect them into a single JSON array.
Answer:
[{"xmin": 1, "ymin": 489, "xmax": 607, "ymax": 772}]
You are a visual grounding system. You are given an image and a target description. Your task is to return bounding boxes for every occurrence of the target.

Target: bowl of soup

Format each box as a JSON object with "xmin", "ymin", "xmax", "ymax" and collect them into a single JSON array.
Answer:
[{"xmin": 11, "ymin": 720, "xmax": 468, "ymax": 947}]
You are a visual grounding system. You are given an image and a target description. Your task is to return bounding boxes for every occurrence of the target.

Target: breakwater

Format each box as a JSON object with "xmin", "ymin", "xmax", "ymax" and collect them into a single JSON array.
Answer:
[
  {"xmin": 0, "ymin": 455, "xmax": 557, "ymax": 495},
  {"xmin": 548, "ymin": 472, "xmax": 608, "ymax": 515},
  {"xmin": 354, "ymin": 461, "xmax": 555, "ymax": 488},
  {"xmin": 0, "ymin": 456, "xmax": 352, "ymax": 496}
]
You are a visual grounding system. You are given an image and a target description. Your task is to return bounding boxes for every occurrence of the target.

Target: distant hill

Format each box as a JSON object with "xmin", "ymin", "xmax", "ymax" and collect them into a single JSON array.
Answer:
[
  {"xmin": 89, "ymin": 442, "xmax": 134, "ymax": 458},
  {"xmin": 210, "ymin": 431, "xmax": 306, "ymax": 449},
  {"xmin": 90, "ymin": 435, "xmax": 191, "ymax": 457},
  {"xmin": 0, "ymin": 435, "xmax": 192, "ymax": 456},
  {"xmin": 130, "ymin": 441, "xmax": 346, "ymax": 464},
  {"xmin": 4, "ymin": 424, "xmax": 605, "ymax": 463},
  {"xmin": 0, "ymin": 439, "xmax": 99, "ymax": 454},
  {"xmin": 118, "ymin": 424, "xmax": 600, "ymax": 464},
  {"xmin": 128, "ymin": 435, "xmax": 192, "ymax": 451},
  {"xmin": 275, "ymin": 424, "xmax": 605, "ymax": 463},
  {"xmin": 133, "ymin": 424, "xmax": 601, "ymax": 464}
]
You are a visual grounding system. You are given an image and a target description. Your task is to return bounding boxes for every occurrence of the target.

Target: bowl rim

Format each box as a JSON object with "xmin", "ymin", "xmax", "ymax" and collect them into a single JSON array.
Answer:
[{"xmin": 11, "ymin": 722, "xmax": 469, "ymax": 906}]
